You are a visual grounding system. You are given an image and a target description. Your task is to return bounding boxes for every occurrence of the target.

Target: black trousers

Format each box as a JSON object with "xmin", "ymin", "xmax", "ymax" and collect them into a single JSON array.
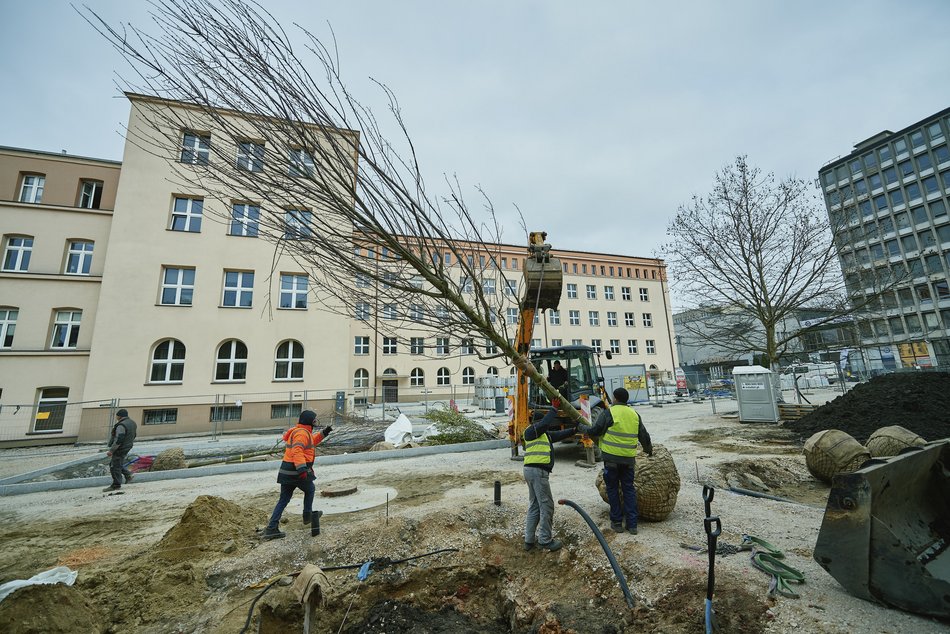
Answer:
[{"xmin": 109, "ymin": 450, "xmax": 132, "ymax": 486}]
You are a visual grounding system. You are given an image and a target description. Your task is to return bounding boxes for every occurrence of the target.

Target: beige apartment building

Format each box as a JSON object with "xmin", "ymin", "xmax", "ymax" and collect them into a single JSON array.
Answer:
[{"xmin": 0, "ymin": 95, "xmax": 676, "ymax": 447}]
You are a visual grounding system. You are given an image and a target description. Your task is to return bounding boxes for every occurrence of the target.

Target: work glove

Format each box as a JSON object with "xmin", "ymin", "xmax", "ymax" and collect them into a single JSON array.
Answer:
[
  {"xmin": 298, "ymin": 468, "xmax": 308, "ymax": 480},
  {"xmin": 321, "ymin": 425, "xmax": 332, "ymax": 436}
]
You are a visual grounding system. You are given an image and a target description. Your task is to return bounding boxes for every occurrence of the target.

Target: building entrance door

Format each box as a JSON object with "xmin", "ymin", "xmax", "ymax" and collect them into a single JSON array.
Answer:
[{"xmin": 382, "ymin": 380, "xmax": 398, "ymax": 403}]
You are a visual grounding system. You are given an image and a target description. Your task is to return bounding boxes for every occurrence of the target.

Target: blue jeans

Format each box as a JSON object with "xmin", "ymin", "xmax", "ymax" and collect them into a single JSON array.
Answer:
[
  {"xmin": 603, "ymin": 461, "xmax": 638, "ymax": 528},
  {"xmin": 524, "ymin": 466, "xmax": 554, "ymax": 545},
  {"xmin": 267, "ymin": 480, "xmax": 315, "ymax": 529}
]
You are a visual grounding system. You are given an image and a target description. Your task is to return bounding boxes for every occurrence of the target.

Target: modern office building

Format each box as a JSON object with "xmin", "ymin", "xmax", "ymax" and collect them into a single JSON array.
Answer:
[
  {"xmin": 0, "ymin": 94, "xmax": 676, "ymax": 447},
  {"xmin": 818, "ymin": 107, "xmax": 950, "ymax": 370}
]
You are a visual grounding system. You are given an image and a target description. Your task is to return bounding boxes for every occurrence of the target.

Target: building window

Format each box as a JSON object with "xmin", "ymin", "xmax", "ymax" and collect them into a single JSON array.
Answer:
[
  {"xmin": 170, "ymin": 197, "xmax": 203, "ymax": 232},
  {"xmin": 288, "ymin": 148, "xmax": 315, "ymax": 176},
  {"xmin": 610, "ymin": 339, "xmax": 621, "ymax": 354},
  {"xmin": 642, "ymin": 313, "xmax": 653, "ymax": 327},
  {"xmin": 436, "ymin": 337, "xmax": 450, "ymax": 355},
  {"xmin": 507, "ymin": 308, "xmax": 519, "ymax": 324},
  {"xmin": 382, "ymin": 337, "xmax": 397, "ymax": 355},
  {"xmin": 591, "ymin": 339, "xmax": 602, "ymax": 353},
  {"xmin": 437, "ymin": 367, "xmax": 451, "ymax": 386},
  {"xmin": 144, "ymin": 409, "xmax": 178, "ymax": 425},
  {"xmin": 639, "ymin": 288, "xmax": 649, "ymax": 301},
  {"xmin": 586, "ymin": 284, "xmax": 597, "ymax": 299},
  {"xmin": 462, "ymin": 367, "xmax": 475, "ymax": 385},
  {"xmin": 65, "ymin": 241, "xmax": 94, "ymax": 275},
  {"xmin": 588, "ymin": 311, "xmax": 600, "ymax": 326},
  {"xmin": 935, "ymin": 145, "xmax": 950, "ymax": 165},
  {"xmin": 78, "ymin": 180, "xmax": 103, "ymax": 209},
  {"xmin": 410, "ymin": 337, "xmax": 425, "ymax": 355},
  {"xmin": 354, "ymin": 336, "xmax": 370, "ymax": 355},
  {"xmin": 604, "ymin": 286, "xmax": 614, "ymax": 300},
  {"xmin": 50, "ymin": 310, "xmax": 81, "ymax": 349},
  {"xmin": 219, "ymin": 270, "xmax": 254, "ymax": 308},
  {"xmin": 353, "ymin": 368, "xmax": 369, "ymax": 388},
  {"xmin": 569, "ymin": 310, "xmax": 580, "ymax": 326},
  {"xmin": 646, "ymin": 339, "xmax": 656, "ymax": 354},
  {"xmin": 531, "ymin": 338, "xmax": 542, "ymax": 348},
  {"xmin": 408, "ymin": 304, "xmax": 424, "ymax": 322},
  {"xmin": 624, "ymin": 312, "xmax": 636, "ymax": 327},
  {"xmin": 161, "ymin": 267, "xmax": 195, "ymax": 305},
  {"xmin": 549, "ymin": 310, "xmax": 560, "ymax": 325},
  {"xmin": 230, "ymin": 203, "xmax": 260, "ymax": 237},
  {"xmin": 482, "ymin": 278, "xmax": 496, "ymax": 295},
  {"xmin": 215, "ymin": 339, "xmax": 248, "ymax": 381},
  {"xmin": 180, "ymin": 132, "xmax": 210, "ymax": 164},
  {"xmin": 606, "ymin": 311, "xmax": 617, "ymax": 327},
  {"xmin": 274, "ymin": 340, "xmax": 304, "ymax": 380},
  {"xmin": 34, "ymin": 388, "xmax": 68, "ymax": 433},
  {"xmin": 0, "ymin": 308, "xmax": 17, "ymax": 348},
  {"xmin": 237, "ymin": 141, "xmax": 264, "ymax": 172},
  {"xmin": 485, "ymin": 338, "xmax": 498, "ymax": 354},
  {"xmin": 551, "ymin": 338, "xmax": 562, "ymax": 347},
  {"xmin": 356, "ymin": 302, "xmax": 371, "ymax": 320},
  {"xmin": 628, "ymin": 339, "xmax": 638, "ymax": 354},
  {"xmin": 284, "ymin": 209, "xmax": 313, "ymax": 239},
  {"xmin": 382, "ymin": 304, "xmax": 400, "ymax": 321},
  {"xmin": 271, "ymin": 403, "xmax": 304, "ymax": 420},
  {"xmin": 210, "ymin": 405, "xmax": 242, "ymax": 422},
  {"xmin": 566, "ymin": 283, "xmax": 577, "ymax": 299},
  {"xmin": 279, "ymin": 274, "xmax": 308, "ymax": 309},
  {"xmin": 460, "ymin": 339, "xmax": 475, "ymax": 355},
  {"xmin": 504, "ymin": 279, "xmax": 517, "ymax": 296},
  {"xmin": 409, "ymin": 368, "xmax": 425, "ymax": 387},
  {"xmin": 2, "ymin": 236, "xmax": 33, "ymax": 272},
  {"xmin": 150, "ymin": 339, "xmax": 185, "ymax": 382},
  {"xmin": 18, "ymin": 174, "xmax": 45, "ymax": 203}
]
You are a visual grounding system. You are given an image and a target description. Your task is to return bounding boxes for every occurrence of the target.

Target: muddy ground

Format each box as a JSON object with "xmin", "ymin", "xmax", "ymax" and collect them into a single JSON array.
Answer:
[{"xmin": 0, "ymin": 394, "xmax": 947, "ymax": 633}]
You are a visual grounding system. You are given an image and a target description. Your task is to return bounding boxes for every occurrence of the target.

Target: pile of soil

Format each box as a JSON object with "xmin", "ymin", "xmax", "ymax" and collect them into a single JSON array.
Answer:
[
  {"xmin": 785, "ymin": 372, "xmax": 950, "ymax": 444},
  {"xmin": 0, "ymin": 583, "xmax": 103, "ymax": 633}
]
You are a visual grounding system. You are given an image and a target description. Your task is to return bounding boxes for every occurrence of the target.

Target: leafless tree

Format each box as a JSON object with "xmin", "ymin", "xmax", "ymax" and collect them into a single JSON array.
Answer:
[
  {"xmin": 78, "ymin": 0, "xmax": 584, "ymax": 421},
  {"xmin": 663, "ymin": 156, "xmax": 897, "ymax": 370}
]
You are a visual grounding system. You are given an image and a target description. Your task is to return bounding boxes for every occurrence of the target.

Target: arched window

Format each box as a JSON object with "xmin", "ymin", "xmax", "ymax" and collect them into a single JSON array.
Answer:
[
  {"xmin": 150, "ymin": 339, "xmax": 185, "ymax": 383},
  {"xmin": 649, "ymin": 364, "xmax": 658, "ymax": 370},
  {"xmin": 275, "ymin": 340, "xmax": 304, "ymax": 380},
  {"xmin": 486, "ymin": 367, "xmax": 498, "ymax": 376},
  {"xmin": 382, "ymin": 368, "xmax": 397, "ymax": 377},
  {"xmin": 353, "ymin": 368, "xmax": 369, "ymax": 388},
  {"xmin": 410, "ymin": 368, "xmax": 424, "ymax": 387},
  {"xmin": 437, "ymin": 367, "xmax": 451, "ymax": 386},
  {"xmin": 215, "ymin": 339, "xmax": 248, "ymax": 381},
  {"xmin": 462, "ymin": 367, "xmax": 475, "ymax": 385}
]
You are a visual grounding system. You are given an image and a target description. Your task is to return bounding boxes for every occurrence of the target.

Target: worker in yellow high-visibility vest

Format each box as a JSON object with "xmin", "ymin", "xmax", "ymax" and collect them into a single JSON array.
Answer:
[
  {"xmin": 522, "ymin": 402, "xmax": 576, "ymax": 552},
  {"xmin": 578, "ymin": 387, "xmax": 653, "ymax": 535}
]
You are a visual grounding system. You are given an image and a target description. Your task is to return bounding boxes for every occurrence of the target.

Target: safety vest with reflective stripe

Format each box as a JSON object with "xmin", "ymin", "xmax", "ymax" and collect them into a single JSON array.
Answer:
[
  {"xmin": 523, "ymin": 430, "xmax": 552, "ymax": 466},
  {"xmin": 278, "ymin": 424, "xmax": 315, "ymax": 482},
  {"xmin": 599, "ymin": 405, "xmax": 640, "ymax": 459}
]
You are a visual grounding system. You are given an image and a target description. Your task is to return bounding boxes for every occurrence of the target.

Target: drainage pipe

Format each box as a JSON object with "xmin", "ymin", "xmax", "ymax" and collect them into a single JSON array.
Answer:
[{"xmin": 558, "ymin": 498, "xmax": 635, "ymax": 609}]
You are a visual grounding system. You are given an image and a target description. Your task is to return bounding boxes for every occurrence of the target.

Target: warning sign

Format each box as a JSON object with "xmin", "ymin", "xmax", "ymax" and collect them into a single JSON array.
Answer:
[
  {"xmin": 623, "ymin": 374, "xmax": 646, "ymax": 390},
  {"xmin": 740, "ymin": 382, "xmax": 766, "ymax": 390}
]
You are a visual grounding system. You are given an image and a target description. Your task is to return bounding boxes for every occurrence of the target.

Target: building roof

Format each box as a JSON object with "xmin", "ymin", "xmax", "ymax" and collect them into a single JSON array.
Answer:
[{"xmin": 0, "ymin": 145, "xmax": 121, "ymax": 166}]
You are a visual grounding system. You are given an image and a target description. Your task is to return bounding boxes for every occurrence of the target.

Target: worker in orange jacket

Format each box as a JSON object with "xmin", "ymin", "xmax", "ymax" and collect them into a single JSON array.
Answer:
[{"xmin": 262, "ymin": 410, "xmax": 331, "ymax": 539}]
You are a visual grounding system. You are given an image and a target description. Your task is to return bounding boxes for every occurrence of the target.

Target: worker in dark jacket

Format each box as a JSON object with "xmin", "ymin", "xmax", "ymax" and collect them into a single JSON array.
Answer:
[
  {"xmin": 578, "ymin": 388, "xmax": 652, "ymax": 534},
  {"xmin": 103, "ymin": 409, "xmax": 137, "ymax": 492},
  {"xmin": 523, "ymin": 403, "xmax": 576, "ymax": 552},
  {"xmin": 263, "ymin": 410, "xmax": 331, "ymax": 540}
]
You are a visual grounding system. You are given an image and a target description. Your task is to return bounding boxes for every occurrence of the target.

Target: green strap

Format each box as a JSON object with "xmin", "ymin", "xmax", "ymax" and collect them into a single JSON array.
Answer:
[{"xmin": 741, "ymin": 534, "xmax": 805, "ymax": 599}]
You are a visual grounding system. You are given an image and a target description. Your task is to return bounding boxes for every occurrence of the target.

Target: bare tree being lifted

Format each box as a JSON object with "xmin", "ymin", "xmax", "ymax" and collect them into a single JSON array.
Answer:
[
  {"xmin": 663, "ymin": 156, "xmax": 897, "ymax": 372},
  {"xmin": 80, "ymin": 0, "xmax": 587, "ymax": 425}
]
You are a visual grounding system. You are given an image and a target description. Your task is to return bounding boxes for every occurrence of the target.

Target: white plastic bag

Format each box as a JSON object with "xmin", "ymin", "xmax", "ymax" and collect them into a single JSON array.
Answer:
[
  {"xmin": 384, "ymin": 414, "xmax": 413, "ymax": 447},
  {"xmin": 0, "ymin": 566, "xmax": 77, "ymax": 602}
]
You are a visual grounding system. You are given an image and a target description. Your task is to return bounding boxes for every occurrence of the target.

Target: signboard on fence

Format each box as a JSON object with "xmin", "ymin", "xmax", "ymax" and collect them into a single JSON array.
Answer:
[
  {"xmin": 623, "ymin": 374, "xmax": 646, "ymax": 390},
  {"xmin": 675, "ymin": 367, "xmax": 687, "ymax": 391}
]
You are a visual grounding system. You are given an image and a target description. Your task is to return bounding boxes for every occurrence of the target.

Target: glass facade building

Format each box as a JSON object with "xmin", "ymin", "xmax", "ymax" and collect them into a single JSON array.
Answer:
[{"xmin": 819, "ymin": 107, "xmax": 950, "ymax": 369}]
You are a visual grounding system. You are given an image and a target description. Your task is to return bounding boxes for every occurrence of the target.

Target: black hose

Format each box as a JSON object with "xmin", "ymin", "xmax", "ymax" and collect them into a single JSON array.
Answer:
[
  {"xmin": 558, "ymin": 498, "xmax": 635, "ymax": 609},
  {"xmin": 239, "ymin": 577, "xmax": 282, "ymax": 634},
  {"xmin": 727, "ymin": 487, "xmax": 799, "ymax": 504}
]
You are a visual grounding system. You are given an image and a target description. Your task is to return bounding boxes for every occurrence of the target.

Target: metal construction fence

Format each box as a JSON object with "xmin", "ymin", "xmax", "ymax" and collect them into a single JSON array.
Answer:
[{"xmin": 0, "ymin": 381, "xmax": 516, "ymax": 447}]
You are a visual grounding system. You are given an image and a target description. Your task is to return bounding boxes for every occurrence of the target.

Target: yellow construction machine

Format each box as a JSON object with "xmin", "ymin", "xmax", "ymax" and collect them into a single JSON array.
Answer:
[{"xmin": 508, "ymin": 232, "xmax": 611, "ymax": 466}]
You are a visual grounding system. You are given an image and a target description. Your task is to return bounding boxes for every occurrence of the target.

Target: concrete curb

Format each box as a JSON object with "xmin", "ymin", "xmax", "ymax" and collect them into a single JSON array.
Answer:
[
  {"xmin": 0, "ymin": 439, "xmax": 510, "ymax": 496},
  {"xmin": 0, "ymin": 453, "xmax": 105, "ymax": 486}
]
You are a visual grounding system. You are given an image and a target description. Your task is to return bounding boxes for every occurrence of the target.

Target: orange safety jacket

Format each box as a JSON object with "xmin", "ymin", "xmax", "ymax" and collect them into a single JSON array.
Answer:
[{"xmin": 276, "ymin": 424, "xmax": 327, "ymax": 483}]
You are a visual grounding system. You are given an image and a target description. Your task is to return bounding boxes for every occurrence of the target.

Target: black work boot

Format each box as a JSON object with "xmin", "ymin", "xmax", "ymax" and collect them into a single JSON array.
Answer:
[
  {"xmin": 102, "ymin": 484, "xmax": 121, "ymax": 492},
  {"xmin": 262, "ymin": 526, "xmax": 286, "ymax": 540},
  {"xmin": 124, "ymin": 472, "xmax": 134, "ymax": 484},
  {"xmin": 303, "ymin": 511, "xmax": 311, "ymax": 524}
]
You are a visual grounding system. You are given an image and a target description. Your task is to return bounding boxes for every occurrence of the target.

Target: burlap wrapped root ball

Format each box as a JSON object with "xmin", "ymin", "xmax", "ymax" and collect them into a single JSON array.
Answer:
[
  {"xmin": 151, "ymin": 447, "xmax": 187, "ymax": 471},
  {"xmin": 803, "ymin": 429, "xmax": 871, "ymax": 484},
  {"xmin": 865, "ymin": 425, "xmax": 927, "ymax": 457},
  {"xmin": 595, "ymin": 444, "xmax": 679, "ymax": 521}
]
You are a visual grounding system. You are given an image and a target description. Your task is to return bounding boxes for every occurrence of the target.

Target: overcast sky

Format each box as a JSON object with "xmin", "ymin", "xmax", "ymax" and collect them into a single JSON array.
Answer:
[{"xmin": 2, "ymin": 1, "xmax": 949, "ymax": 275}]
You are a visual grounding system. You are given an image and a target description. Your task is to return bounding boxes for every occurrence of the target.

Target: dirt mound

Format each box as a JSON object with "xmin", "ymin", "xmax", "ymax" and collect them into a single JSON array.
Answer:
[
  {"xmin": 0, "ymin": 583, "xmax": 103, "ymax": 633},
  {"xmin": 784, "ymin": 372, "xmax": 950, "ymax": 444},
  {"xmin": 154, "ymin": 494, "xmax": 265, "ymax": 562},
  {"xmin": 151, "ymin": 447, "xmax": 187, "ymax": 471}
]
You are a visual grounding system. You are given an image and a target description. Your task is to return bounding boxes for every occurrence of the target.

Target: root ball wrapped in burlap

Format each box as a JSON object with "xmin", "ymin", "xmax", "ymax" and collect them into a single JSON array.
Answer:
[
  {"xmin": 595, "ymin": 444, "xmax": 679, "ymax": 521},
  {"xmin": 151, "ymin": 447, "xmax": 187, "ymax": 471},
  {"xmin": 803, "ymin": 429, "xmax": 870, "ymax": 483},
  {"xmin": 865, "ymin": 425, "xmax": 927, "ymax": 457}
]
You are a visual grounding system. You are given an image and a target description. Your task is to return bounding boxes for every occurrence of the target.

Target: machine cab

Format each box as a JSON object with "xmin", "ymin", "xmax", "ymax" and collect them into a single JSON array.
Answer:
[{"xmin": 528, "ymin": 345, "xmax": 603, "ymax": 418}]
